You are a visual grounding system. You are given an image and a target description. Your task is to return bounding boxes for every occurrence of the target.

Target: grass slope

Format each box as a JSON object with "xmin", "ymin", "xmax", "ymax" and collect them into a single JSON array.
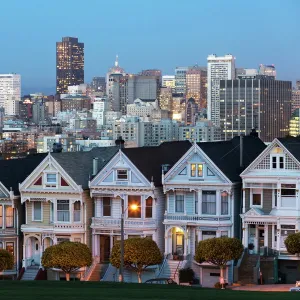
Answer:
[{"xmin": 0, "ymin": 281, "xmax": 297, "ymax": 300}]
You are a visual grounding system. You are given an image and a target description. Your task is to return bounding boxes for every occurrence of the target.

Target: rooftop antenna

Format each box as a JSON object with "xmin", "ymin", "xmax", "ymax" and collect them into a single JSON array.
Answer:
[{"xmin": 115, "ymin": 54, "xmax": 119, "ymax": 67}]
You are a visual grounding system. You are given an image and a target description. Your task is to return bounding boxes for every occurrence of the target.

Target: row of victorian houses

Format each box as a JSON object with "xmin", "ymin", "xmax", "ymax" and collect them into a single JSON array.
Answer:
[{"xmin": 1, "ymin": 132, "xmax": 300, "ymax": 286}]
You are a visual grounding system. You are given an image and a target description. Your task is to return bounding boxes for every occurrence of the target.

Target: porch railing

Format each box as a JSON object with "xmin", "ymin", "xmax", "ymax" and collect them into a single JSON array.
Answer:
[
  {"xmin": 164, "ymin": 214, "xmax": 231, "ymax": 222},
  {"xmin": 91, "ymin": 217, "xmax": 157, "ymax": 228},
  {"xmin": 156, "ymin": 254, "xmax": 169, "ymax": 278}
]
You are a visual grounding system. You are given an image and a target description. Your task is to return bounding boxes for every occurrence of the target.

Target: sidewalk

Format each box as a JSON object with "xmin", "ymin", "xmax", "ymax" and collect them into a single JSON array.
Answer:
[{"xmin": 231, "ymin": 284, "xmax": 294, "ymax": 292}]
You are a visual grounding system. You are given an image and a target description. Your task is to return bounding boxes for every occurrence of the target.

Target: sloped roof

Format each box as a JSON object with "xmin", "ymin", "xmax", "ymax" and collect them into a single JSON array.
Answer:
[
  {"xmin": 51, "ymin": 147, "xmax": 119, "ymax": 189},
  {"xmin": 0, "ymin": 154, "xmax": 47, "ymax": 195},
  {"xmin": 122, "ymin": 141, "xmax": 192, "ymax": 186},
  {"xmin": 198, "ymin": 136, "xmax": 266, "ymax": 182},
  {"xmin": 277, "ymin": 137, "xmax": 300, "ymax": 162}
]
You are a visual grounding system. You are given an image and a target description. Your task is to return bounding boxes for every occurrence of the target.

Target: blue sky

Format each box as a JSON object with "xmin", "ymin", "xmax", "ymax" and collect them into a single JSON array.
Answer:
[{"xmin": 0, "ymin": 0, "xmax": 298, "ymax": 93}]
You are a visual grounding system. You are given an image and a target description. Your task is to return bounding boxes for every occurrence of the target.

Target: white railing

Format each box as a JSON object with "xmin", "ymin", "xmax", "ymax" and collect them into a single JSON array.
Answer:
[
  {"xmin": 164, "ymin": 214, "xmax": 231, "ymax": 222},
  {"xmin": 156, "ymin": 254, "xmax": 169, "ymax": 278},
  {"xmin": 92, "ymin": 217, "xmax": 157, "ymax": 228},
  {"xmin": 21, "ymin": 223, "xmax": 84, "ymax": 230},
  {"xmin": 54, "ymin": 223, "xmax": 84, "ymax": 229}
]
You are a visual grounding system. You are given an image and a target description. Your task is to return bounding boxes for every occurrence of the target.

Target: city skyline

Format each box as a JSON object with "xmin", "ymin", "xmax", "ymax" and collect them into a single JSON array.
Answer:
[{"xmin": 0, "ymin": 0, "xmax": 299, "ymax": 94}]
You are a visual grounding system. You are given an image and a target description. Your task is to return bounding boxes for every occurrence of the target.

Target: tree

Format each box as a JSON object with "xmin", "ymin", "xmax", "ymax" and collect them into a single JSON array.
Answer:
[
  {"xmin": 0, "ymin": 249, "xmax": 14, "ymax": 272},
  {"xmin": 195, "ymin": 237, "xmax": 243, "ymax": 288},
  {"xmin": 41, "ymin": 241, "xmax": 92, "ymax": 281},
  {"xmin": 110, "ymin": 237, "xmax": 162, "ymax": 283},
  {"xmin": 284, "ymin": 232, "xmax": 300, "ymax": 255}
]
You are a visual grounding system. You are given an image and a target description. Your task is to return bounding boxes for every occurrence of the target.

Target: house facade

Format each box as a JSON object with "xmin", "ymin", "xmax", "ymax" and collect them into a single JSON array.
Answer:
[
  {"xmin": 162, "ymin": 136, "xmax": 266, "ymax": 287},
  {"xmin": 240, "ymin": 138, "xmax": 300, "ymax": 284}
]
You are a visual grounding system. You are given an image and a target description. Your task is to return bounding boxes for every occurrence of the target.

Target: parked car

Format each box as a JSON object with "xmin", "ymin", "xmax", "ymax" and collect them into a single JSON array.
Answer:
[{"xmin": 145, "ymin": 278, "xmax": 177, "ymax": 285}]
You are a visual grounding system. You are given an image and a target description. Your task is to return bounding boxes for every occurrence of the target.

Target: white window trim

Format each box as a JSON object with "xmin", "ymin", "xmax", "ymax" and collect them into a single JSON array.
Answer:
[
  {"xmin": 73, "ymin": 201, "xmax": 81, "ymax": 223},
  {"xmin": 250, "ymin": 188, "xmax": 263, "ymax": 208},
  {"xmin": 201, "ymin": 190, "xmax": 217, "ymax": 216},
  {"xmin": 116, "ymin": 169, "xmax": 129, "ymax": 181},
  {"xmin": 32, "ymin": 201, "xmax": 43, "ymax": 222},
  {"xmin": 189, "ymin": 163, "xmax": 204, "ymax": 178},
  {"xmin": 56, "ymin": 200, "xmax": 70, "ymax": 223},
  {"xmin": 44, "ymin": 172, "xmax": 58, "ymax": 188},
  {"xmin": 175, "ymin": 193, "xmax": 185, "ymax": 214},
  {"xmin": 101, "ymin": 198, "xmax": 112, "ymax": 218},
  {"xmin": 270, "ymin": 155, "xmax": 285, "ymax": 170}
]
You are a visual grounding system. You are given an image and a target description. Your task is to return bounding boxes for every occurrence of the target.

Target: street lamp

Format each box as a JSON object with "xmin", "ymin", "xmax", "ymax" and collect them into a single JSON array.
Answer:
[{"xmin": 119, "ymin": 199, "xmax": 139, "ymax": 282}]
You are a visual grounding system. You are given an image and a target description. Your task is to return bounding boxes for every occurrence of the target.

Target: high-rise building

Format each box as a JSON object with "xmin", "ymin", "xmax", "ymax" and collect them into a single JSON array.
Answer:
[
  {"xmin": 258, "ymin": 64, "xmax": 276, "ymax": 79},
  {"xmin": 0, "ymin": 74, "xmax": 21, "ymax": 116},
  {"xmin": 56, "ymin": 37, "xmax": 84, "ymax": 95},
  {"xmin": 175, "ymin": 67, "xmax": 189, "ymax": 94},
  {"xmin": 207, "ymin": 54, "xmax": 235, "ymax": 126},
  {"xmin": 186, "ymin": 67, "xmax": 207, "ymax": 109},
  {"xmin": 220, "ymin": 78, "xmax": 292, "ymax": 142},
  {"xmin": 185, "ymin": 98, "xmax": 198, "ymax": 126},
  {"xmin": 162, "ymin": 75, "xmax": 175, "ymax": 89},
  {"xmin": 289, "ymin": 108, "xmax": 300, "ymax": 137},
  {"xmin": 159, "ymin": 87, "xmax": 172, "ymax": 111},
  {"xmin": 292, "ymin": 89, "xmax": 300, "ymax": 113},
  {"xmin": 140, "ymin": 69, "xmax": 162, "ymax": 84},
  {"xmin": 92, "ymin": 97, "xmax": 108, "ymax": 127},
  {"xmin": 91, "ymin": 77, "xmax": 106, "ymax": 93}
]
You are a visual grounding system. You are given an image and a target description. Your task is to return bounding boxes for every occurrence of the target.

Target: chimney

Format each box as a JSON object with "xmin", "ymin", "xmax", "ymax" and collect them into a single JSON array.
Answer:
[
  {"xmin": 115, "ymin": 136, "xmax": 125, "ymax": 149},
  {"xmin": 92, "ymin": 157, "xmax": 99, "ymax": 176},
  {"xmin": 240, "ymin": 135, "xmax": 243, "ymax": 168},
  {"xmin": 161, "ymin": 164, "xmax": 171, "ymax": 175},
  {"xmin": 249, "ymin": 128, "xmax": 258, "ymax": 137}
]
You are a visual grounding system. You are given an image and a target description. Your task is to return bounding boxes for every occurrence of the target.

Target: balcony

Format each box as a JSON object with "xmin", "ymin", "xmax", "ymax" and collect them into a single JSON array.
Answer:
[
  {"xmin": 164, "ymin": 213, "xmax": 231, "ymax": 222},
  {"xmin": 91, "ymin": 217, "xmax": 157, "ymax": 228},
  {"xmin": 0, "ymin": 228, "xmax": 17, "ymax": 235},
  {"xmin": 21, "ymin": 223, "xmax": 84, "ymax": 231}
]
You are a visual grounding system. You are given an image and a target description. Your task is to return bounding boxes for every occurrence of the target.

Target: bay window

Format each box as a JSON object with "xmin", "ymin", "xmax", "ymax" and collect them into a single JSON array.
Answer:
[
  {"xmin": 5, "ymin": 206, "xmax": 14, "ymax": 227},
  {"xmin": 102, "ymin": 197, "xmax": 111, "ymax": 217},
  {"xmin": 145, "ymin": 197, "xmax": 153, "ymax": 218},
  {"xmin": 281, "ymin": 184, "xmax": 296, "ymax": 207},
  {"xmin": 57, "ymin": 200, "xmax": 70, "ymax": 222},
  {"xmin": 221, "ymin": 192, "xmax": 228, "ymax": 215},
  {"xmin": 175, "ymin": 195, "xmax": 184, "ymax": 213},
  {"xmin": 33, "ymin": 202, "xmax": 42, "ymax": 221},
  {"xmin": 128, "ymin": 195, "xmax": 141, "ymax": 218},
  {"xmin": 0, "ymin": 206, "xmax": 2, "ymax": 228},
  {"xmin": 73, "ymin": 201, "xmax": 81, "ymax": 222},
  {"xmin": 202, "ymin": 191, "xmax": 216, "ymax": 215}
]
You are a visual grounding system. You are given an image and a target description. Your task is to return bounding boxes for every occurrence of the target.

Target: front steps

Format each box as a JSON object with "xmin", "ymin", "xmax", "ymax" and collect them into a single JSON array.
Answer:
[{"xmin": 21, "ymin": 266, "xmax": 39, "ymax": 280}]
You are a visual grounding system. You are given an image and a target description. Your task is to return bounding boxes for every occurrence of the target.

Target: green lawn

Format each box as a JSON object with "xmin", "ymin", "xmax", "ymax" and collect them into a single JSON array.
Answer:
[{"xmin": 0, "ymin": 281, "xmax": 298, "ymax": 300}]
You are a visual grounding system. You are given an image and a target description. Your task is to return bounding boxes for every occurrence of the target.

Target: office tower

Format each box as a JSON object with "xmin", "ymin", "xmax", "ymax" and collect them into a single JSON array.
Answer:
[
  {"xmin": 220, "ymin": 78, "xmax": 292, "ymax": 142},
  {"xmin": 106, "ymin": 56, "xmax": 126, "ymax": 113},
  {"xmin": 175, "ymin": 67, "xmax": 188, "ymax": 94},
  {"xmin": 162, "ymin": 75, "xmax": 175, "ymax": 89},
  {"xmin": 32, "ymin": 99, "xmax": 48, "ymax": 125},
  {"xmin": 185, "ymin": 98, "xmax": 198, "ymax": 126},
  {"xmin": 61, "ymin": 95, "xmax": 91, "ymax": 111},
  {"xmin": 0, "ymin": 74, "xmax": 21, "ymax": 116},
  {"xmin": 159, "ymin": 87, "xmax": 173, "ymax": 111},
  {"xmin": 207, "ymin": 54, "xmax": 235, "ymax": 126},
  {"xmin": 292, "ymin": 89, "xmax": 300, "ymax": 113},
  {"xmin": 172, "ymin": 93, "xmax": 185, "ymax": 121},
  {"xmin": 56, "ymin": 37, "xmax": 84, "ymax": 95},
  {"xmin": 289, "ymin": 108, "xmax": 300, "ymax": 137},
  {"xmin": 296, "ymin": 80, "xmax": 300, "ymax": 90},
  {"xmin": 91, "ymin": 77, "xmax": 106, "ymax": 93},
  {"xmin": 186, "ymin": 67, "xmax": 207, "ymax": 110},
  {"xmin": 92, "ymin": 97, "xmax": 108, "ymax": 127},
  {"xmin": 258, "ymin": 64, "xmax": 276, "ymax": 79},
  {"xmin": 140, "ymin": 69, "xmax": 162, "ymax": 84}
]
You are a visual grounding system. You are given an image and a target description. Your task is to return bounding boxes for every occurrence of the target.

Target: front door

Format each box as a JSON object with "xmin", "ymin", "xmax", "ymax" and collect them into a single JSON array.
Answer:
[
  {"xmin": 175, "ymin": 233, "xmax": 184, "ymax": 256},
  {"xmin": 100, "ymin": 235, "xmax": 110, "ymax": 262},
  {"xmin": 258, "ymin": 229, "xmax": 264, "ymax": 254},
  {"xmin": 32, "ymin": 239, "xmax": 40, "ymax": 266}
]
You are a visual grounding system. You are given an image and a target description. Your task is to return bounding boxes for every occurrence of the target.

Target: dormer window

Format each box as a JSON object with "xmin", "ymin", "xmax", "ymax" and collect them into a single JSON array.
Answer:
[
  {"xmin": 190, "ymin": 164, "xmax": 203, "ymax": 177},
  {"xmin": 46, "ymin": 173, "xmax": 57, "ymax": 187},
  {"xmin": 117, "ymin": 170, "xmax": 128, "ymax": 181},
  {"xmin": 271, "ymin": 155, "xmax": 284, "ymax": 169}
]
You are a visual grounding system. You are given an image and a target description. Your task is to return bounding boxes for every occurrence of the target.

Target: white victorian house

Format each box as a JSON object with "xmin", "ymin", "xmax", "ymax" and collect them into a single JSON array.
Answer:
[
  {"xmin": 161, "ymin": 136, "xmax": 266, "ymax": 287},
  {"xmin": 240, "ymin": 137, "xmax": 300, "ymax": 284},
  {"xmin": 89, "ymin": 142, "xmax": 191, "ymax": 282},
  {"xmin": 18, "ymin": 147, "xmax": 118, "ymax": 280}
]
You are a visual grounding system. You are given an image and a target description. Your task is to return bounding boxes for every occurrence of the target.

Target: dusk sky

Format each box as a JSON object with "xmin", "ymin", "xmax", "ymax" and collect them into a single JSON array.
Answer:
[{"xmin": 0, "ymin": 0, "xmax": 299, "ymax": 94}]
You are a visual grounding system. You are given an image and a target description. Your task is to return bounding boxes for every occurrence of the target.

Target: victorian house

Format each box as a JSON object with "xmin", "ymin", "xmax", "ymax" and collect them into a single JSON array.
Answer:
[
  {"xmin": 89, "ymin": 141, "xmax": 191, "ymax": 282},
  {"xmin": 240, "ymin": 137, "xmax": 300, "ymax": 284},
  {"xmin": 0, "ymin": 154, "xmax": 46, "ymax": 278},
  {"xmin": 161, "ymin": 135, "xmax": 266, "ymax": 287},
  {"xmin": 18, "ymin": 147, "xmax": 117, "ymax": 280}
]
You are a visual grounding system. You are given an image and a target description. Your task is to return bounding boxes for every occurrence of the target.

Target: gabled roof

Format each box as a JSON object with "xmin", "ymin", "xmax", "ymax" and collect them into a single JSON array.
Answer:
[
  {"xmin": 197, "ymin": 136, "xmax": 266, "ymax": 182},
  {"xmin": 0, "ymin": 153, "xmax": 47, "ymax": 195},
  {"xmin": 51, "ymin": 147, "xmax": 119, "ymax": 189},
  {"xmin": 121, "ymin": 141, "xmax": 192, "ymax": 187}
]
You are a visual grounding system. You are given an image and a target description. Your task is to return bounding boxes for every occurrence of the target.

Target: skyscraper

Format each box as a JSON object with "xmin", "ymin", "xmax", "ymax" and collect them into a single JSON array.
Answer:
[
  {"xmin": 56, "ymin": 37, "xmax": 84, "ymax": 95},
  {"xmin": 207, "ymin": 54, "xmax": 235, "ymax": 126},
  {"xmin": 0, "ymin": 74, "xmax": 21, "ymax": 116},
  {"xmin": 175, "ymin": 67, "xmax": 189, "ymax": 94},
  {"xmin": 258, "ymin": 64, "xmax": 276, "ymax": 79},
  {"xmin": 219, "ymin": 77, "xmax": 292, "ymax": 142}
]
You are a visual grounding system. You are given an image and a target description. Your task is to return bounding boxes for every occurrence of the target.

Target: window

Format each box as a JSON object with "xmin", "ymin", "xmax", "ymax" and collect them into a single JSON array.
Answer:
[
  {"xmin": 175, "ymin": 195, "xmax": 184, "ymax": 213},
  {"xmin": 128, "ymin": 195, "xmax": 141, "ymax": 218},
  {"xmin": 57, "ymin": 238, "xmax": 70, "ymax": 243},
  {"xmin": 202, "ymin": 191, "xmax": 216, "ymax": 215},
  {"xmin": 57, "ymin": 200, "xmax": 70, "ymax": 222},
  {"xmin": 117, "ymin": 170, "xmax": 128, "ymax": 180},
  {"xmin": 74, "ymin": 238, "xmax": 81, "ymax": 242},
  {"xmin": 221, "ymin": 231, "xmax": 228, "ymax": 237},
  {"xmin": 6, "ymin": 242, "xmax": 14, "ymax": 256},
  {"xmin": 221, "ymin": 192, "xmax": 228, "ymax": 215},
  {"xmin": 5, "ymin": 206, "xmax": 14, "ymax": 227},
  {"xmin": 202, "ymin": 231, "xmax": 216, "ymax": 240},
  {"xmin": 190, "ymin": 164, "xmax": 203, "ymax": 177},
  {"xmin": 271, "ymin": 156, "xmax": 284, "ymax": 169},
  {"xmin": 252, "ymin": 189, "xmax": 262, "ymax": 206},
  {"xmin": 145, "ymin": 197, "xmax": 153, "ymax": 218},
  {"xmin": 281, "ymin": 184, "xmax": 296, "ymax": 197},
  {"xmin": 50, "ymin": 202, "xmax": 54, "ymax": 223},
  {"xmin": 102, "ymin": 197, "xmax": 111, "ymax": 217},
  {"xmin": 0, "ymin": 206, "xmax": 2, "ymax": 228},
  {"xmin": 195, "ymin": 197, "xmax": 198, "ymax": 214},
  {"xmin": 274, "ymin": 189, "xmax": 277, "ymax": 207},
  {"xmin": 33, "ymin": 202, "xmax": 42, "ymax": 221},
  {"xmin": 74, "ymin": 201, "xmax": 81, "ymax": 222},
  {"xmin": 46, "ymin": 173, "xmax": 57, "ymax": 183}
]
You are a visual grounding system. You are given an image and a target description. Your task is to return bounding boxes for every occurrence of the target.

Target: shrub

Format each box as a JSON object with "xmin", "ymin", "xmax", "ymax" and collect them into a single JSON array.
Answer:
[{"xmin": 179, "ymin": 267, "xmax": 194, "ymax": 283}]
